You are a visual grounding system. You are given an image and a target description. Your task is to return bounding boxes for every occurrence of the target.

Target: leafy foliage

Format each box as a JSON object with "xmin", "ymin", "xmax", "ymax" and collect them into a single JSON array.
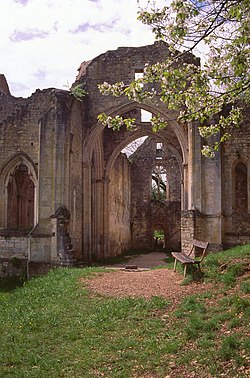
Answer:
[
  {"xmin": 99, "ymin": 0, "xmax": 250, "ymax": 156},
  {"xmin": 70, "ymin": 83, "xmax": 88, "ymax": 101},
  {"xmin": 97, "ymin": 113, "xmax": 136, "ymax": 131}
]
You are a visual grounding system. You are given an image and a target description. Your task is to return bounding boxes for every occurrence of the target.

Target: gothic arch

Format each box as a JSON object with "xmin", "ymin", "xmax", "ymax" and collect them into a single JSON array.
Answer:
[
  {"xmin": 0, "ymin": 153, "xmax": 38, "ymax": 229},
  {"xmin": 104, "ymin": 130, "xmax": 186, "ymax": 210},
  {"xmin": 83, "ymin": 101, "xmax": 188, "ymax": 166},
  {"xmin": 82, "ymin": 101, "xmax": 189, "ymax": 259},
  {"xmin": 104, "ymin": 130, "xmax": 183, "ymax": 182}
]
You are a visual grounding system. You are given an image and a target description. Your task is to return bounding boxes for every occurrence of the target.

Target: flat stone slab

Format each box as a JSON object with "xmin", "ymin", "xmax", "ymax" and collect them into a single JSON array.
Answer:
[{"xmin": 125, "ymin": 265, "xmax": 138, "ymax": 270}]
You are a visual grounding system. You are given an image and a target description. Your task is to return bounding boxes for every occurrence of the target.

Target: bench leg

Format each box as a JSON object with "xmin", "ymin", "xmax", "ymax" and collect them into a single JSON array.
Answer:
[
  {"xmin": 184, "ymin": 264, "xmax": 187, "ymax": 278},
  {"xmin": 174, "ymin": 258, "xmax": 177, "ymax": 272}
]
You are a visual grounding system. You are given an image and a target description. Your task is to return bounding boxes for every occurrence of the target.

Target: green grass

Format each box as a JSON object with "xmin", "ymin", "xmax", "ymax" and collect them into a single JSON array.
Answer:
[
  {"xmin": 0, "ymin": 245, "xmax": 249, "ymax": 377},
  {"xmin": 172, "ymin": 243, "xmax": 250, "ymax": 285}
]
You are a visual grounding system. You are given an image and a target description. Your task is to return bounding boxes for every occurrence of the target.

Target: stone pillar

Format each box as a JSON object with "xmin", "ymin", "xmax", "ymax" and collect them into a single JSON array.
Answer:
[
  {"xmin": 53, "ymin": 100, "xmax": 71, "ymax": 211},
  {"xmin": 50, "ymin": 206, "xmax": 73, "ymax": 264},
  {"xmin": 92, "ymin": 177, "xmax": 105, "ymax": 260},
  {"xmin": 82, "ymin": 161, "xmax": 92, "ymax": 262},
  {"xmin": 37, "ymin": 110, "xmax": 55, "ymax": 233},
  {"xmin": 188, "ymin": 121, "xmax": 202, "ymax": 211},
  {"xmin": 183, "ymin": 122, "xmax": 223, "ymax": 251},
  {"xmin": 103, "ymin": 177, "xmax": 110, "ymax": 258},
  {"xmin": 181, "ymin": 210, "xmax": 195, "ymax": 254},
  {"xmin": 182, "ymin": 163, "xmax": 188, "ymax": 210}
]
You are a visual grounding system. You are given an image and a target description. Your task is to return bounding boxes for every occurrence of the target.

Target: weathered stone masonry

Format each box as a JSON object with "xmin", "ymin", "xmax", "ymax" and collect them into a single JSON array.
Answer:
[{"xmin": 0, "ymin": 42, "xmax": 249, "ymax": 276}]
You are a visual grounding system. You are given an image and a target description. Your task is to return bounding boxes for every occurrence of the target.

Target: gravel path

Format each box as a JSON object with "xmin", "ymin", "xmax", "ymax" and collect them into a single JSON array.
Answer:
[{"xmin": 82, "ymin": 252, "xmax": 211, "ymax": 300}]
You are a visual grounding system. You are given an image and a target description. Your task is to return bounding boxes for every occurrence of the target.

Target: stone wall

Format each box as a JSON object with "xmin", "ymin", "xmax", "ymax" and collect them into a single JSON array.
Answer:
[
  {"xmin": 181, "ymin": 211, "xmax": 195, "ymax": 254},
  {"xmin": 0, "ymin": 89, "xmax": 55, "ymax": 244},
  {"xmin": 130, "ymin": 136, "xmax": 181, "ymax": 250},
  {"xmin": 0, "ymin": 234, "xmax": 28, "ymax": 277},
  {"xmin": 76, "ymin": 41, "xmax": 198, "ymax": 127},
  {"xmin": 0, "ymin": 257, "xmax": 27, "ymax": 278},
  {"xmin": 150, "ymin": 201, "xmax": 181, "ymax": 249},
  {"xmin": 0, "ymin": 88, "xmax": 82, "ymax": 264},
  {"xmin": 0, "ymin": 236, "xmax": 28, "ymax": 258},
  {"xmin": 221, "ymin": 106, "xmax": 250, "ymax": 247},
  {"xmin": 0, "ymin": 89, "xmax": 55, "ymax": 169},
  {"xmin": 181, "ymin": 210, "xmax": 224, "ymax": 254},
  {"xmin": 108, "ymin": 153, "xmax": 131, "ymax": 256}
]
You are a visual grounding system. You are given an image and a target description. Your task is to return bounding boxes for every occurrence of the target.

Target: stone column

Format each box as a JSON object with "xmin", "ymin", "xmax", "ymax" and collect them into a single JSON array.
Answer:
[
  {"xmin": 188, "ymin": 121, "xmax": 202, "ymax": 211},
  {"xmin": 182, "ymin": 163, "xmax": 188, "ymax": 210},
  {"xmin": 201, "ymin": 143, "xmax": 223, "ymax": 249},
  {"xmin": 103, "ymin": 177, "xmax": 110, "ymax": 258},
  {"xmin": 181, "ymin": 210, "xmax": 195, "ymax": 254},
  {"xmin": 82, "ymin": 161, "xmax": 92, "ymax": 262},
  {"xmin": 92, "ymin": 177, "xmax": 105, "ymax": 260}
]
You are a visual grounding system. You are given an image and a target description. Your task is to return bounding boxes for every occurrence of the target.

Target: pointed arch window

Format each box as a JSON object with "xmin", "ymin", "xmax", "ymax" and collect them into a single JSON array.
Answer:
[
  {"xmin": 7, "ymin": 163, "xmax": 35, "ymax": 229},
  {"xmin": 235, "ymin": 162, "xmax": 248, "ymax": 213}
]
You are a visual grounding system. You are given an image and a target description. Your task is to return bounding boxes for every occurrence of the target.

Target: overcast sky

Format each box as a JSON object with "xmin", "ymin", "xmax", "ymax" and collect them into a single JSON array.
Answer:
[{"xmin": 1, "ymin": 0, "xmax": 157, "ymax": 98}]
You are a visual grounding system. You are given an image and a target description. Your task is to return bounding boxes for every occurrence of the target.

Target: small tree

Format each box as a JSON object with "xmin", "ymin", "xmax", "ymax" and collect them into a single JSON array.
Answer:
[{"xmin": 98, "ymin": 0, "xmax": 250, "ymax": 156}]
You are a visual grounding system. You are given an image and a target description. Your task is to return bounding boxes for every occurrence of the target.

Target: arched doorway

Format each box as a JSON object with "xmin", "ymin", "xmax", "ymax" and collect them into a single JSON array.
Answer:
[{"xmin": 153, "ymin": 228, "xmax": 165, "ymax": 250}]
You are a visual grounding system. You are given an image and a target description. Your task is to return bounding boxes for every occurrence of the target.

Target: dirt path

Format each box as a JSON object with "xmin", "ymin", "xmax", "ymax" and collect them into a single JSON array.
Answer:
[
  {"xmin": 83, "ymin": 252, "xmax": 211, "ymax": 301},
  {"xmin": 104, "ymin": 251, "xmax": 168, "ymax": 269}
]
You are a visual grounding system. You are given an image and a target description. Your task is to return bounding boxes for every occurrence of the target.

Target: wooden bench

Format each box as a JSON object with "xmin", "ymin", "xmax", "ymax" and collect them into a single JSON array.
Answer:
[{"xmin": 171, "ymin": 239, "xmax": 209, "ymax": 277}]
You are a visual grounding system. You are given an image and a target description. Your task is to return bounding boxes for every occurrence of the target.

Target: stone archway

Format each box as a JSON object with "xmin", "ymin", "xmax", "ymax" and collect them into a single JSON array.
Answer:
[{"xmin": 82, "ymin": 102, "xmax": 188, "ymax": 260}]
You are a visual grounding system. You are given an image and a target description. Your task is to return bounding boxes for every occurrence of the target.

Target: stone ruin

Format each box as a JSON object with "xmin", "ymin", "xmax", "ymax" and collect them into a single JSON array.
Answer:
[{"xmin": 0, "ymin": 42, "xmax": 249, "ymax": 277}]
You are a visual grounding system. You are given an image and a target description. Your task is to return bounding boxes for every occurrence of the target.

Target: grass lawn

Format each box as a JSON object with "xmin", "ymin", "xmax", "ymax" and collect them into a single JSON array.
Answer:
[{"xmin": 0, "ymin": 245, "xmax": 249, "ymax": 377}]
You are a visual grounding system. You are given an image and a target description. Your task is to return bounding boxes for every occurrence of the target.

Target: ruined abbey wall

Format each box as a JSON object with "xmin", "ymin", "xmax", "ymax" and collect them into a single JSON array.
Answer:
[
  {"xmin": 0, "ymin": 42, "xmax": 249, "ymax": 276},
  {"xmin": 222, "ymin": 110, "xmax": 250, "ymax": 247}
]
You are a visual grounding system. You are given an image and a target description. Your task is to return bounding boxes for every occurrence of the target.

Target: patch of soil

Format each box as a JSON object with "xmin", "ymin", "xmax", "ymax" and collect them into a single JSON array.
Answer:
[{"xmin": 82, "ymin": 268, "xmax": 211, "ymax": 301}]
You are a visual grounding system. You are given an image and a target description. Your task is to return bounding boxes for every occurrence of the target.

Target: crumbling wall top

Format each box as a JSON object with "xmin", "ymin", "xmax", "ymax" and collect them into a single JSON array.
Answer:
[
  {"xmin": 76, "ymin": 60, "xmax": 92, "ymax": 81},
  {"xmin": 0, "ymin": 74, "xmax": 11, "ymax": 95}
]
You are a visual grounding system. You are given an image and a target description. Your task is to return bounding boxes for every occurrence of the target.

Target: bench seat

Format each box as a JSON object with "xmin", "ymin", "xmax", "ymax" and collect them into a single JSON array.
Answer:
[
  {"xmin": 172, "ymin": 252, "xmax": 201, "ymax": 265},
  {"xmin": 171, "ymin": 239, "xmax": 208, "ymax": 277}
]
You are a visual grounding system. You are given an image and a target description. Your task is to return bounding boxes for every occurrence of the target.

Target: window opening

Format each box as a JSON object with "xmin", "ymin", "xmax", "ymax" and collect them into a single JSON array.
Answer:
[
  {"xmin": 156, "ymin": 142, "xmax": 163, "ymax": 159},
  {"xmin": 134, "ymin": 70, "xmax": 144, "ymax": 81},
  {"xmin": 122, "ymin": 136, "xmax": 148, "ymax": 157},
  {"xmin": 152, "ymin": 165, "xmax": 168, "ymax": 200},
  {"xmin": 135, "ymin": 70, "xmax": 144, "ymax": 89},
  {"xmin": 141, "ymin": 109, "xmax": 152, "ymax": 122}
]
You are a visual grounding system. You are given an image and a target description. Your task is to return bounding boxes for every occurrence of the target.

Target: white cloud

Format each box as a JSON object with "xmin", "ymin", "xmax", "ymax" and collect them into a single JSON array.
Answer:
[{"xmin": 0, "ymin": 0, "xmax": 155, "ymax": 97}]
